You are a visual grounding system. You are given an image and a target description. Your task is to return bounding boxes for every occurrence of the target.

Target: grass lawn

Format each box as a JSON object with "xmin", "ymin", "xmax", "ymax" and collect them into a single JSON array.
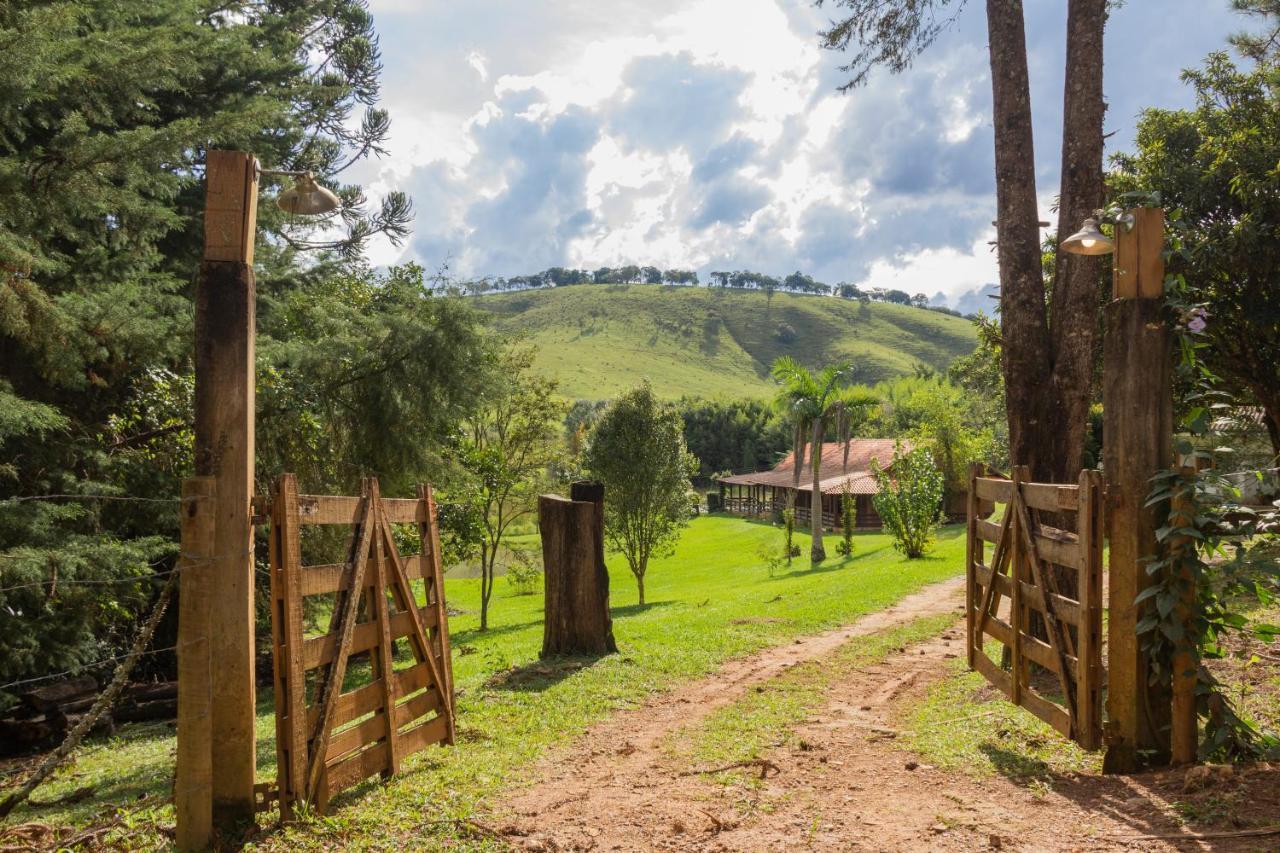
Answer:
[{"xmin": 1, "ymin": 515, "xmax": 965, "ymax": 850}]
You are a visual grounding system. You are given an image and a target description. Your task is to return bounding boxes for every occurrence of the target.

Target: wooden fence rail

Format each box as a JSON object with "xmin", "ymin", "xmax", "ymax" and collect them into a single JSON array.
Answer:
[
  {"xmin": 966, "ymin": 465, "xmax": 1104, "ymax": 750},
  {"xmin": 268, "ymin": 475, "xmax": 455, "ymax": 817}
]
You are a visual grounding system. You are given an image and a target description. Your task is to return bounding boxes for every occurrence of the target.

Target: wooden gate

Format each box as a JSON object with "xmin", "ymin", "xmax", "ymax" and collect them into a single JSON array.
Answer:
[
  {"xmin": 268, "ymin": 474, "xmax": 455, "ymax": 816},
  {"xmin": 966, "ymin": 465, "xmax": 1104, "ymax": 750}
]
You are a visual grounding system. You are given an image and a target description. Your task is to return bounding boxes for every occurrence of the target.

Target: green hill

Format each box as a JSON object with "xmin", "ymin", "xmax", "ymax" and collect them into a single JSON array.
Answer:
[{"xmin": 477, "ymin": 285, "xmax": 977, "ymax": 400}]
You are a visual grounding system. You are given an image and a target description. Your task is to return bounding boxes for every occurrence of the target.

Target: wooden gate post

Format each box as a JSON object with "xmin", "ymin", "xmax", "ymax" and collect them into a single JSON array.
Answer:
[
  {"xmin": 195, "ymin": 150, "xmax": 259, "ymax": 822},
  {"xmin": 176, "ymin": 477, "xmax": 216, "ymax": 850},
  {"xmin": 540, "ymin": 481, "xmax": 618, "ymax": 657},
  {"xmin": 1102, "ymin": 207, "xmax": 1173, "ymax": 772}
]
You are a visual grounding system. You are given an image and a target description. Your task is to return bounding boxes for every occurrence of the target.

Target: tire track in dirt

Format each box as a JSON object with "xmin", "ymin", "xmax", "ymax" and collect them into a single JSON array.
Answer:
[
  {"xmin": 489, "ymin": 577, "xmax": 966, "ymax": 849},
  {"xmin": 487, "ymin": 573, "xmax": 1279, "ymax": 851}
]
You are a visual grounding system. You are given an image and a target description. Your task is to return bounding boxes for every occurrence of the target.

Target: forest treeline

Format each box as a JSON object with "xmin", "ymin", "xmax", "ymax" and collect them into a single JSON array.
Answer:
[{"xmin": 461, "ymin": 265, "xmax": 967, "ymax": 317}]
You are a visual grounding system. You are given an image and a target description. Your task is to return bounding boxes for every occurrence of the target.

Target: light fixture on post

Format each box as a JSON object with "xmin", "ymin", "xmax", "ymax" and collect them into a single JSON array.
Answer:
[
  {"xmin": 178, "ymin": 151, "xmax": 343, "ymax": 849},
  {"xmin": 1061, "ymin": 217, "xmax": 1113, "ymax": 255},
  {"xmin": 259, "ymin": 166, "xmax": 342, "ymax": 215}
]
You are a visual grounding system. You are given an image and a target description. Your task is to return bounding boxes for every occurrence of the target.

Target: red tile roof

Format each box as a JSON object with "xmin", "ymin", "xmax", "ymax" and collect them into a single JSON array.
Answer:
[{"xmin": 716, "ymin": 439, "xmax": 910, "ymax": 495}]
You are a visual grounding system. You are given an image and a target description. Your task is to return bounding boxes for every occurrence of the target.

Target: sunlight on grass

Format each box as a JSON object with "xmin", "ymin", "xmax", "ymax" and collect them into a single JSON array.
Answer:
[{"xmin": 3, "ymin": 516, "xmax": 965, "ymax": 849}]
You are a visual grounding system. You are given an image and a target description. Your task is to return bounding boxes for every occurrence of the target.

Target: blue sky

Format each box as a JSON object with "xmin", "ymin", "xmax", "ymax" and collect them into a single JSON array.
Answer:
[{"xmin": 355, "ymin": 0, "xmax": 1252, "ymax": 302}]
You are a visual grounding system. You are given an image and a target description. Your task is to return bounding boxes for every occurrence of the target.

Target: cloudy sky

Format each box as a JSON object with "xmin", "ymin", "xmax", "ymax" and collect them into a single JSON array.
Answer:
[{"xmin": 355, "ymin": 0, "xmax": 1250, "ymax": 303}]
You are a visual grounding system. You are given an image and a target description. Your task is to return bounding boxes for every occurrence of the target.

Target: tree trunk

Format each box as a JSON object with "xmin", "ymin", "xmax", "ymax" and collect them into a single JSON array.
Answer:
[
  {"xmin": 539, "ymin": 482, "xmax": 617, "ymax": 657},
  {"xmin": 1046, "ymin": 0, "xmax": 1107, "ymax": 485},
  {"xmin": 985, "ymin": 0, "xmax": 1107, "ymax": 486},
  {"xmin": 986, "ymin": 0, "xmax": 1054, "ymax": 479},
  {"xmin": 810, "ymin": 416, "xmax": 826, "ymax": 563},
  {"xmin": 479, "ymin": 545, "xmax": 493, "ymax": 631},
  {"xmin": 636, "ymin": 571, "xmax": 645, "ymax": 607}
]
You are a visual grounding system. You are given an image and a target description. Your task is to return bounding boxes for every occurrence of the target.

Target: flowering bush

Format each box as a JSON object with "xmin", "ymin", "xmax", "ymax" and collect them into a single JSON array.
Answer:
[{"xmin": 871, "ymin": 445, "xmax": 944, "ymax": 559}]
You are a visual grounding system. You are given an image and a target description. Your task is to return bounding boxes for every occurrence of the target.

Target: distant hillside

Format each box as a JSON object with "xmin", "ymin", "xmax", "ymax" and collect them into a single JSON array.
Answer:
[{"xmin": 477, "ymin": 285, "xmax": 977, "ymax": 400}]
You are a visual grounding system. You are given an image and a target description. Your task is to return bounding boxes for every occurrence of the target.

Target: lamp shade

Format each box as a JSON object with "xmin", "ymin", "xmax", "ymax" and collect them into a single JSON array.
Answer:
[
  {"xmin": 277, "ymin": 173, "xmax": 341, "ymax": 215},
  {"xmin": 1060, "ymin": 217, "xmax": 1113, "ymax": 256}
]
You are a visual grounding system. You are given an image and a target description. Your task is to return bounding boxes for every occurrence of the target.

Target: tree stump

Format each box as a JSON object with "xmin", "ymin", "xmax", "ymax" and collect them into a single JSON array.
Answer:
[{"xmin": 540, "ymin": 481, "xmax": 617, "ymax": 657}]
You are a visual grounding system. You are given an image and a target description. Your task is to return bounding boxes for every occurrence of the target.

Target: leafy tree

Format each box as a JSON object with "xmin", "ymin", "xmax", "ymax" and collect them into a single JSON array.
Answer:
[
  {"xmin": 640, "ymin": 265, "xmax": 663, "ymax": 284},
  {"xmin": 872, "ymin": 445, "xmax": 944, "ymax": 558},
  {"xmin": 816, "ymin": 0, "xmax": 1107, "ymax": 485},
  {"xmin": 452, "ymin": 349, "xmax": 564, "ymax": 631},
  {"xmin": 1113, "ymin": 53, "xmax": 1280, "ymax": 455},
  {"xmin": 677, "ymin": 398, "xmax": 790, "ymax": 480},
  {"xmin": 0, "ymin": 0, "xmax": 415, "ymax": 698},
  {"xmin": 584, "ymin": 382, "xmax": 696, "ymax": 605},
  {"xmin": 771, "ymin": 358, "xmax": 877, "ymax": 562}
]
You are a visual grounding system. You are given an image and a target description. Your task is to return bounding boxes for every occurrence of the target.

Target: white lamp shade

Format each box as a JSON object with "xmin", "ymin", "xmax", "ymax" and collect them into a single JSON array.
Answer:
[{"xmin": 1060, "ymin": 217, "xmax": 1113, "ymax": 256}]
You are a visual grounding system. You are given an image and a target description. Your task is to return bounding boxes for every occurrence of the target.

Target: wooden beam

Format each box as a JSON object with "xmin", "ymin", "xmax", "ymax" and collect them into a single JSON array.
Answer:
[
  {"xmin": 1103, "ymin": 271, "xmax": 1173, "ymax": 771},
  {"xmin": 196, "ymin": 150, "xmax": 259, "ymax": 824},
  {"xmin": 176, "ymin": 477, "xmax": 215, "ymax": 851},
  {"xmin": 203, "ymin": 150, "xmax": 258, "ymax": 264}
]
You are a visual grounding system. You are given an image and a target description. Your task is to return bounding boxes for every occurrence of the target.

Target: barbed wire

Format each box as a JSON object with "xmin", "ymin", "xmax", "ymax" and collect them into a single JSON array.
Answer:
[
  {"xmin": 0, "ymin": 552, "xmax": 226, "ymax": 596},
  {"xmin": 1, "ymin": 494, "xmax": 185, "ymax": 505},
  {"xmin": 0, "ymin": 644, "xmax": 184, "ymax": 694}
]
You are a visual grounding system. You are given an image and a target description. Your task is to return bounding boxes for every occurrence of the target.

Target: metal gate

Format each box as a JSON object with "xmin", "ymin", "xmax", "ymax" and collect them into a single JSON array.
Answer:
[
  {"xmin": 966, "ymin": 465, "xmax": 1104, "ymax": 750},
  {"xmin": 268, "ymin": 474, "xmax": 455, "ymax": 816}
]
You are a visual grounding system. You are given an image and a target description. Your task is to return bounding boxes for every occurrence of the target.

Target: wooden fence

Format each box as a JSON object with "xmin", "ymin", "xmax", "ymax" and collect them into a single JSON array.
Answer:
[
  {"xmin": 268, "ymin": 475, "xmax": 455, "ymax": 816},
  {"xmin": 966, "ymin": 465, "xmax": 1104, "ymax": 750}
]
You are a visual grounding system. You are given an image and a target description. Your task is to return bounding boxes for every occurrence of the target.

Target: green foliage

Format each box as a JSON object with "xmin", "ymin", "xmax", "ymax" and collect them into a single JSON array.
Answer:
[
  {"xmin": 505, "ymin": 550, "xmax": 543, "ymax": 597},
  {"xmin": 782, "ymin": 507, "xmax": 797, "ymax": 564},
  {"xmin": 584, "ymin": 382, "xmax": 697, "ymax": 604},
  {"xmin": 872, "ymin": 445, "xmax": 945, "ymax": 558},
  {"xmin": 450, "ymin": 348, "xmax": 564, "ymax": 629},
  {"xmin": 677, "ymin": 397, "xmax": 790, "ymax": 481},
  {"xmin": 1113, "ymin": 51, "xmax": 1280, "ymax": 455},
  {"xmin": 0, "ymin": 2, "xmax": 469, "ymax": 698},
  {"xmin": 815, "ymin": 0, "xmax": 964, "ymax": 90},
  {"xmin": 837, "ymin": 487, "xmax": 856, "ymax": 556},
  {"xmin": 478, "ymin": 286, "xmax": 977, "ymax": 401}
]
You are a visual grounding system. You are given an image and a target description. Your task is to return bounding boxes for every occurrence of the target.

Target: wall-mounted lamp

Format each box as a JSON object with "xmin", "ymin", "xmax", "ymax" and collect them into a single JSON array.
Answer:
[
  {"xmin": 258, "ymin": 165, "xmax": 341, "ymax": 215},
  {"xmin": 1061, "ymin": 217, "xmax": 1113, "ymax": 256}
]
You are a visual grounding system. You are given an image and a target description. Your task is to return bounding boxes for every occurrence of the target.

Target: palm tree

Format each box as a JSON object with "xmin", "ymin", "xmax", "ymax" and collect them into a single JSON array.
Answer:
[{"xmin": 772, "ymin": 358, "xmax": 877, "ymax": 562}]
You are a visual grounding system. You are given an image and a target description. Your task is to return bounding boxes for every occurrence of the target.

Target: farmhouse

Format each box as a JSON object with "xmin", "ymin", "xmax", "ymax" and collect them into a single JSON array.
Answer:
[{"xmin": 715, "ymin": 439, "xmax": 908, "ymax": 530}]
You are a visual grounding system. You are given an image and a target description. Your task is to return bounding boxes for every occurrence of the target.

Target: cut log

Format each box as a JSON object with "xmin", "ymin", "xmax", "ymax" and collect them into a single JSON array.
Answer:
[
  {"xmin": 540, "ymin": 482, "xmax": 618, "ymax": 658},
  {"xmin": 20, "ymin": 677, "xmax": 98, "ymax": 713}
]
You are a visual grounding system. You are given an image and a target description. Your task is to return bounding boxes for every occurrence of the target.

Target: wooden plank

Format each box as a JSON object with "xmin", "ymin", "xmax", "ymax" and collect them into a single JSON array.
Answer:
[
  {"xmin": 394, "ymin": 688, "xmax": 443, "ymax": 730},
  {"xmin": 1021, "ymin": 685, "xmax": 1074, "ymax": 739},
  {"xmin": 379, "ymin": 509, "xmax": 453, "ymax": 740},
  {"xmin": 270, "ymin": 475, "xmax": 310, "ymax": 819},
  {"xmin": 1020, "ymin": 482, "xmax": 1080, "ymax": 513},
  {"xmin": 303, "ymin": 607, "xmax": 438, "ymax": 670},
  {"xmin": 1018, "ymin": 632, "xmax": 1078, "ymax": 679},
  {"xmin": 400, "ymin": 714, "xmax": 450, "ymax": 756},
  {"xmin": 300, "ymin": 555, "xmax": 426, "ymax": 597},
  {"xmin": 1034, "ymin": 530, "xmax": 1083, "ymax": 571},
  {"xmin": 966, "ymin": 463, "xmax": 981, "ymax": 669},
  {"xmin": 203, "ymin": 150, "xmax": 257, "ymax": 264},
  {"xmin": 974, "ymin": 562, "xmax": 1012, "ymax": 598},
  {"xmin": 972, "ymin": 503, "xmax": 1014, "ymax": 649},
  {"xmin": 972, "ymin": 650, "xmax": 1013, "ymax": 699},
  {"xmin": 982, "ymin": 614, "xmax": 1015, "ymax": 648},
  {"xmin": 1103, "ymin": 295, "xmax": 1174, "ymax": 771},
  {"xmin": 419, "ymin": 484, "xmax": 456, "ymax": 744},
  {"xmin": 305, "ymin": 480, "xmax": 377, "ymax": 804},
  {"xmin": 974, "ymin": 477, "xmax": 1013, "ymax": 504},
  {"xmin": 295, "ymin": 495, "xmax": 427, "ymax": 526},
  {"xmin": 176, "ymin": 477, "xmax": 215, "ymax": 849},
  {"xmin": 975, "ymin": 518, "xmax": 1003, "ymax": 544},
  {"xmin": 1010, "ymin": 468, "xmax": 1026, "ymax": 706},
  {"xmin": 370, "ymin": 514, "xmax": 400, "ymax": 776},
  {"xmin": 325, "ymin": 711, "xmax": 388, "ymax": 763},
  {"xmin": 1076, "ymin": 469, "xmax": 1103, "ymax": 750},
  {"xmin": 306, "ymin": 679, "xmax": 385, "ymax": 731},
  {"xmin": 323, "ymin": 741, "xmax": 389, "ymax": 797},
  {"xmin": 1012, "ymin": 469, "xmax": 1080, "ymax": 725}
]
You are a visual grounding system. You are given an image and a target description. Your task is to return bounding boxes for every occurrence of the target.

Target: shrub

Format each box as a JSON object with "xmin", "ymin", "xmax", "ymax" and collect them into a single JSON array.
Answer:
[
  {"xmin": 782, "ymin": 507, "xmax": 797, "ymax": 564},
  {"xmin": 506, "ymin": 550, "xmax": 543, "ymax": 596},
  {"xmin": 871, "ymin": 445, "xmax": 944, "ymax": 558},
  {"xmin": 836, "ymin": 486, "xmax": 856, "ymax": 556}
]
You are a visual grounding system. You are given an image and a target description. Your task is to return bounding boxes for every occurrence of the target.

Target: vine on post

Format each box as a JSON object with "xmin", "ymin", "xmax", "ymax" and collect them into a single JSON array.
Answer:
[{"xmin": 1114, "ymin": 195, "xmax": 1280, "ymax": 760}]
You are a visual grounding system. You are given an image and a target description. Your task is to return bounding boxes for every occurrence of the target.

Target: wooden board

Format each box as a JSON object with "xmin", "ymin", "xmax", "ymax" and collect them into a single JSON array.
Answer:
[
  {"xmin": 965, "ymin": 469, "xmax": 1104, "ymax": 751},
  {"xmin": 269, "ymin": 477, "xmax": 455, "ymax": 816}
]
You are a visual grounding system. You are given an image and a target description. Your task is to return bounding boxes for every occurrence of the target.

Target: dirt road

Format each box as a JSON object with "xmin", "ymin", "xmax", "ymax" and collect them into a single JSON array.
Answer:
[{"xmin": 489, "ymin": 576, "xmax": 1280, "ymax": 851}]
